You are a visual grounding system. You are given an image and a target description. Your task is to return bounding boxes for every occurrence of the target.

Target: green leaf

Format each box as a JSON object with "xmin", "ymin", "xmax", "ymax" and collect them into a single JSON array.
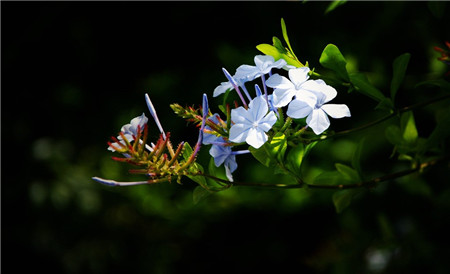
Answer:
[
  {"xmin": 256, "ymin": 44, "xmax": 303, "ymax": 67},
  {"xmin": 193, "ymin": 186, "xmax": 212, "ymax": 204},
  {"xmin": 182, "ymin": 142, "xmax": 194, "ymax": 160},
  {"xmin": 332, "ymin": 189, "xmax": 360, "ymax": 213},
  {"xmin": 375, "ymin": 97, "xmax": 394, "ymax": 111},
  {"xmin": 349, "ymin": 72, "xmax": 386, "ymax": 102},
  {"xmin": 335, "ymin": 163, "xmax": 360, "ymax": 183},
  {"xmin": 280, "ymin": 18, "xmax": 296, "ymax": 60},
  {"xmin": 182, "ymin": 142, "xmax": 208, "ymax": 187},
  {"xmin": 415, "ymin": 79, "xmax": 450, "ymax": 92},
  {"xmin": 272, "ymin": 36, "xmax": 286, "ymax": 53},
  {"xmin": 208, "ymin": 158, "xmax": 227, "ymax": 182},
  {"xmin": 384, "ymin": 125, "xmax": 403, "ymax": 145},
  {"xmin": 390, "ymin": 53, "xmax": 411, "ymax": 102},
  {"xmin": 268, "ymin": 132, "xmax": 287, "ymax": 163},
  {"xmin": 286, "ymin": 143, "xmax": 306, "ymax": 175},
  {"xmin": 351, "ymin": 138, "xmax": 365, "ymax": 179},
  {"xmin": 422, "ymin": 110, "xmax": 450, "ymax": 151},
  {"xmin": 385, "ymin": 125, "xmax": 403, "ymax": 145},
  {"xmin": 319, "ymin": 44, "xmax": 349, "ymax": 82},
  {"xmin": 313, "ymin": 171, "xmax": 354, "ymax": 186},
  {"xmin": 324, "ymin": 0, "xmax": 347, "ymax": 14},
  {"xmin": 249, "ymin": 144, "xmax": 273, "ymax": 167},
  {"xmin": 400, "ymin": 111, "xmax": 418, "ymax": 145}
]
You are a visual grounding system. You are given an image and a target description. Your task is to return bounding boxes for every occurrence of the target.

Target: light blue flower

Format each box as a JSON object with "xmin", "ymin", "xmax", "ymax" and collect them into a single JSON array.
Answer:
[
  {"xmin": 235, "ymin": 55, "xmax": 287, "ymax": 82},
  {"xmin": 108, "ymin": 113, "xmax": 148, "ymax": 152},
  {"xmin": 287, "ymin": 80, "xmax": 351, "ymax": 135},
  {"xmin": 229, "ymin": 96, "xmax": 277, "ymax": 149},
  {"xmin": 265, "ymin": 67, "xmax": 314, "ymax": 108},
  {"xmin": 209, "ymin": 145, "xmax": 237, "ymax": 181},
  {"xmin": 209, "ymin": 144, "xmax": 250, "ymax": 182}
]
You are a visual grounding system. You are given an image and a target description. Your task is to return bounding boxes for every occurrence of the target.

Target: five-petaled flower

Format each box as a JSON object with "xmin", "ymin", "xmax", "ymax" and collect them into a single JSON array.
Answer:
[
  {"xmin": 287, "ymin": 79, "xmax": 351, "ymax": 135},
  {"xmin": 229, "ymin": 96, "xmax": 277, "ymax": 149},
  {"xmin": 265, "ymin": 67, "xmax": 314, "ymax": 108}
]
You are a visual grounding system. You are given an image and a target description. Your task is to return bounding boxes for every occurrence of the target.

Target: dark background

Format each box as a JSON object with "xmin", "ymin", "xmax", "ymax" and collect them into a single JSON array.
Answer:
[{"xmin": 2, "ymin": 1, "xmax": 450, "ymax": 273}]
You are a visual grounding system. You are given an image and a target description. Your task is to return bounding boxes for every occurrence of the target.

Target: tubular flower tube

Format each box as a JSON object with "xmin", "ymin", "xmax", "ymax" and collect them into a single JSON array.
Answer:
[
  {"xmin": 184, "ymin": 93, "xmax": 209, "ymax": 167},
  {"xmin": 222, "ymin": 67, "xmax": 249, "ymax": 109},
  {"xmin": 145, "ymin": 93, "xmax": 166, "ymax": 140}
]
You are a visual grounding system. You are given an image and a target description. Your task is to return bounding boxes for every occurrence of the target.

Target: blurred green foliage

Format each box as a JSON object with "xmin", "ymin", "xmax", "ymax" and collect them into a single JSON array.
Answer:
[{"xmin": 2, "ymin": 2, "xmax": 450, "ymax": 274}]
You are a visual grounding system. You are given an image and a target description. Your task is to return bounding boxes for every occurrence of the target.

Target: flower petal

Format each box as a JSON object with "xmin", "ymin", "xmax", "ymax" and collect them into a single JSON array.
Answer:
[
  {"xmin": 254, "ymin": 55, "xmax": 274, "ymax": 69},
  {"xmin": 272, "ymin": 87, "xmax": 297, "ymax": 107},
  {"xmin": 302, "ymin": 80, "xmax": 337, "ymax": 104},
  {"xmin": 231, "ymin": 107, "xmax": 252, "ymax": 125},
  {"xmin": 287, "ymin": 99, "xmax": 314, "ymax": 119},
  {"xmin": 209, "ymin": 145, "xmax": 231, "ymax": 166},
  {"xmin": 224, "ymin": 164, "xmax": 234, "ymax": 182},
  {"xmin": 321, "ymin": 104, "xmax": 351, "ymax": 118},
  {"xmin": 266, "ymin": 74, "xmax": 294, "ymax": 90},
  {"xmin": 229, "ymin": 123, "xmax": 250, "ymax": 143},
  {"xmin": 258, "ymin": 111, "xmax": 277, "ymax": 132},
  {"xmin": 248, "ymin": 96, "xmax": 269, "ymax": 121},
  {"xmin": 213, "ymin": 81, "xmax": 233, "ymax": 97},
  {"xmin": 235, "ymin": 64, "xmax": 259, "ymax": 81},
  {"xmin": 245, "ymin": 127, "xmax": 268, "ymax": 149},
  {"xmin": 306, "ymin": 109, "xmax": 330, "ymax": 135},
  {"xmin": 225, "ymin": 155, "xmax": 238, "ymax": 173},
  {"xmin": 288, "ymin": 67, "xmax": 310, "ymax": 87}
]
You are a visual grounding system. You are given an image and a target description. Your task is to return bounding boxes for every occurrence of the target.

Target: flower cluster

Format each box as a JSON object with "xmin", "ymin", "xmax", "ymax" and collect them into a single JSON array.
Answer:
[
  {"xmin": 93, "ymin": 54, "xmax": 351, "ymax": 186},
  {"xmin": 194, "ymin": 54, "xmax": 350, "ymax": 180}
]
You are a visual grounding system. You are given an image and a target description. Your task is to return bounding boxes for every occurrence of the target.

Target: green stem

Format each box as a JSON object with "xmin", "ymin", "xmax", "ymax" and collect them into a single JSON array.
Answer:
[{"xmin": 280, "ymin": 117, "xmax": 292, "ymax": 133}]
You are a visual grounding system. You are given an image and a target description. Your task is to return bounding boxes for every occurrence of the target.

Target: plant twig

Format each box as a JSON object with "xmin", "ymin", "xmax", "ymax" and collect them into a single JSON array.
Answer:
[{"xmin": 192, "ymin": 156, "xmax": 448, "ymax": 190}]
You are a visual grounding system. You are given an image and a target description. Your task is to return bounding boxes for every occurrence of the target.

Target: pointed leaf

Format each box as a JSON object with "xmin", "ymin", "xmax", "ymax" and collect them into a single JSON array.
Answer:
[
  {"xmin": 349, "ymin": 72, "xmax": 386, "ymax": 102},
  {"xmin": 351, "ymin": 138, "xmax": 365, "ymax": 179},
  {"xmin": 286, "ymin": 143, "xmax": 306, "ymax": 174},
  {"xmin": 325, "ymin": 0, "xmax": 347, "ymax": 14},
  {"xmin": 272, "ymin": 36, "xmax": 287, "ymax": 53},
  {"xmin": 281, "ymin": 18, "xmax": 296, "ymax": 59},
  {"xmin": 208, "ymin": 158, "xmax": 228, "ymax": 182},
  {"xmin": 332, "ymin": 189, "xmax": 361, "ymax": 213},
  {"xmin": 319, "ymin": 44, "xmax": 349, "ymax": 82},
  {"xmin": 335, "ymin": 163, "xmax": 360, "ymax": 182},
  {"xmin": 415, "ymin": 79, "xmax": 450, "ymax": 92},
  {"xmin": 313, "ymin": 171, "xmax": 348, "ymax": 186},
  {"xmin": 421, "ymin": 110, "xmax": 450, "ymax": 152},
  {"xmin": 391, "ymin": 53, "xmax": 411, "ymax": 102},
  {"xmin": 249, "ymin": 144, "xmax": 273, "ymax": 167},
  {"xmin": 256, "ymin": 44, "xmax": 303, "ymax": 67},
  {"xmin": 268, "ymin": 132, "xmax": 287, "ymax": 163},
  {"xmin": 193, "ymin": 186, "xmax": 212, "ymax": 204},
  {"xmin": 400, "ymin": 111, "xmax": 418, "ymax": 145},
  {"xmin": 385, "ymin": 125, "xmax": 403, "ymax": 145}
]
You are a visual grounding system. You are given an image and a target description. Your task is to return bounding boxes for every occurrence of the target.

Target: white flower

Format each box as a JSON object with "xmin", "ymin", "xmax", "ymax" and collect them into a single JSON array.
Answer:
[
  {"xmin": 265, "ymin": 67, "xmax": 314, "ymax": 108},
  {"xmin": 287, "ymin": 80, "xmax": 351, "ymax": 135},
  {"xmin": 235, "ymin": 55, "xmax": 287, "ymax": 82},
  {"xmin": 229, "ymin": 96, "xmax": 277, "ymax": 149}
]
